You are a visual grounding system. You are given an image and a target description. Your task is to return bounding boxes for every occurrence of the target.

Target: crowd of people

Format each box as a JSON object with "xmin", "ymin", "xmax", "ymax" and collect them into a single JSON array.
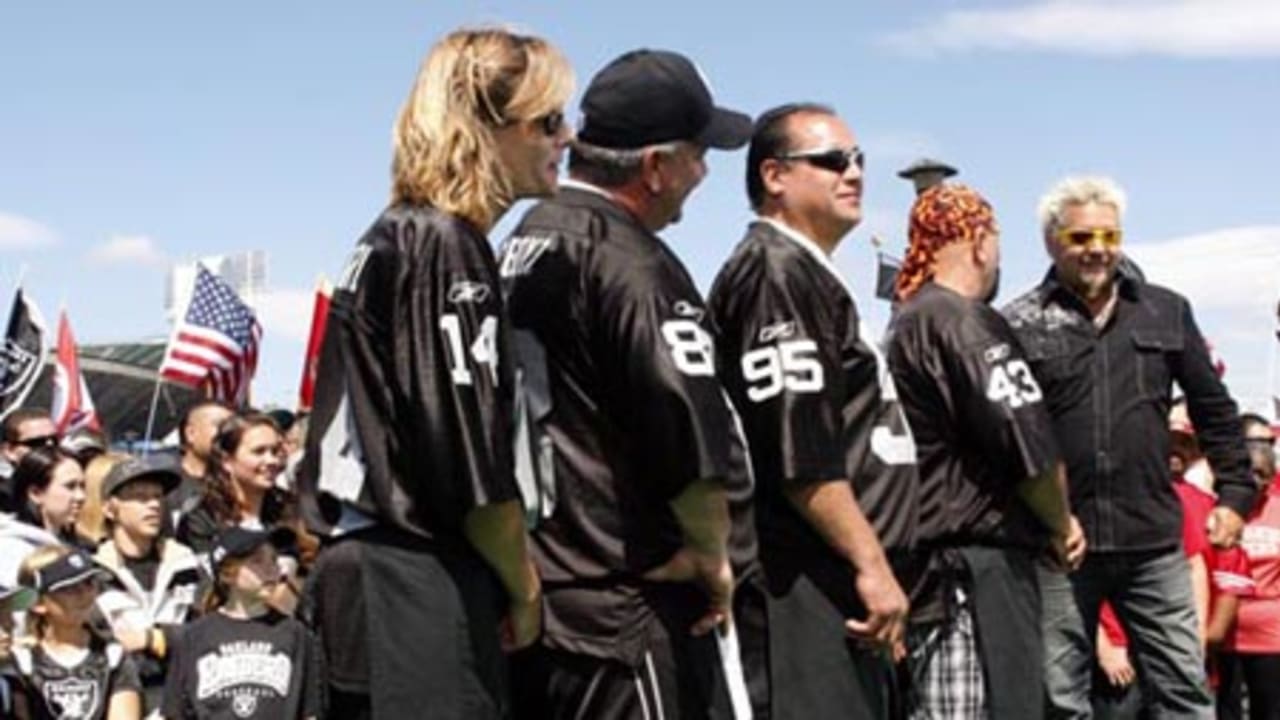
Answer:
[{"xmin": 0, "ymin": 24, "xmax": 1276, "ymax": 720}]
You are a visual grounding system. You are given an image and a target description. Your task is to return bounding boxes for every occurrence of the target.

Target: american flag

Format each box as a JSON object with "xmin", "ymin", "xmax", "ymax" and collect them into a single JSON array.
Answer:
[{"xmin": 159, "ymin": 264, "xmax": 262, "ymax": 404}]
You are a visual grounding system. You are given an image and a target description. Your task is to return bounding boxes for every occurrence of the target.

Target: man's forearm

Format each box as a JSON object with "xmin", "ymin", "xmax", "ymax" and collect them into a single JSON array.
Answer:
[
  {"xmin": 465, "ymin": 500, "xmax": 539, "ymax": 603},
  {"xmin": 1018, "ymin": 462, "xmax": 1071, "ymax": 537},
  {"xmin": 669, "ymin": 479, "xmax": 730, "ymax": 558},
  {"xmin": 785, "ymin": 479, "xmax": 892, "ymax": 574}
]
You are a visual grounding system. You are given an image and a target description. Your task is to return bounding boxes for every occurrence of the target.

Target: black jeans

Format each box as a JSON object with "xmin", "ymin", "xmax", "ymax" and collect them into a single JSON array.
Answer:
[{"xmin": 1218, "ymin": 652, "xmax": 1280, "ymax": 720}]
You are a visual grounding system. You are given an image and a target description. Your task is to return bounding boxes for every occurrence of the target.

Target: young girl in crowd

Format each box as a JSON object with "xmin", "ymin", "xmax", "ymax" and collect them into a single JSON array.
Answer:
[
  {"xmin": 12, "ymin": 447, "xmax": 92, "ymax": 550},
  {"xmin": 160, "ymin": 527, "xmax": 319, "ymax": 720},
  {"xmin": 11, "ymin": 545, "xmax": 142, "ymax": 720}
]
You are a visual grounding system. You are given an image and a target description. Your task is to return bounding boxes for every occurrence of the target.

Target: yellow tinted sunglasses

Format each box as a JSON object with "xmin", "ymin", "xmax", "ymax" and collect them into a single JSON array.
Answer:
[{"xmin": 1055, "ymin": 228, "xmax": 1122, "ymax": 249}]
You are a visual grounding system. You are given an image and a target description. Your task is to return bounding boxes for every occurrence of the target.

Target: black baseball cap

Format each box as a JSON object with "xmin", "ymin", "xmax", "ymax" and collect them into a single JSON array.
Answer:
[
  {"xmin": 209, "ymin": 526, "xmax": 297, "ymax": 574},
  {"xmin": 31, "ymin": 550, "xmax": 107, "ymax": 594},
  {"xmin": 578, "ymin": 49, "xmax": 752, "ymax": 151},
  {"xmin": 101, "ymin": 455, "xmax": 182, "ymax": 500}
]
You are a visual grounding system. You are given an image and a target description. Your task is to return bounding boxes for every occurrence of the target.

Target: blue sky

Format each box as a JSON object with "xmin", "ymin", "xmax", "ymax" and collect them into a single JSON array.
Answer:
[{"xmin": 2, "ymin": 1, "xmax": 1278, "ymax": 413}]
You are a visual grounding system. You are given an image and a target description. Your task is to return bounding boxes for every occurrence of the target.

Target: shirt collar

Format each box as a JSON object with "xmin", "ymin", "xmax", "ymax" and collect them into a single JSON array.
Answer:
[
  {"xmin": 756, "ymin": 217, "xmax": 863, "ymax": 305},
  {"xmin": 558, "ymin": 178, "xmax": 612, "ymax": 200}
]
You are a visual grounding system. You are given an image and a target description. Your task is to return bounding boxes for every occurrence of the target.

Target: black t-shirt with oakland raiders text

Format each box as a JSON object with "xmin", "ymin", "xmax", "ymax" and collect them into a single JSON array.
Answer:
[
  {"xmin": 708, "ymin": 219, "xmax": 918, "ymax": 576},
  {"xmin": 499, "ymin": 183, "xmax": 756, "ymax": 665},
  {"xmin": 13, "ymin": 637, "xmax": 141, "ymax": 720},
  {"xmin": 297, "ymin": 203, "xmax": 520, "ymax": 542},
  {"xmin": 161, "ymin": 610, "xmax": 320, "ymax": 720},
  {"xmin": 887, "ymin": 282, "xmax": 1060, "ymax": 620}
]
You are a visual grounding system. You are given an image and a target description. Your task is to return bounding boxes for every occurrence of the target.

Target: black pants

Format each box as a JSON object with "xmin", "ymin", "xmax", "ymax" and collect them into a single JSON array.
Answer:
[
  {"xmin": 306, "ymin": 528, "xmax": 508, "ymax": 719},
  {"xmin": 1218, "ymin": 652, "xmax": 1280, "ymax": 720}
]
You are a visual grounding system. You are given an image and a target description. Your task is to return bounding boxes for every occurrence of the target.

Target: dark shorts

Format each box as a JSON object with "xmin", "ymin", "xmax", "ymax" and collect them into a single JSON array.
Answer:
[{"xmin": 305, "ymin": 528, "xmax": 508, "ymax": 719}]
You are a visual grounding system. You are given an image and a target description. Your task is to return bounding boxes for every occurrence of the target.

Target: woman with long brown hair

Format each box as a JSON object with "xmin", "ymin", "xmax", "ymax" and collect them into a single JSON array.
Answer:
[
  {"xmin": 176, "ymin": 413, "xmax": 289, "ymax": 554},
  {"xmin": 297, "ymin": 26, "xmax": 573, "ymax": 719}
]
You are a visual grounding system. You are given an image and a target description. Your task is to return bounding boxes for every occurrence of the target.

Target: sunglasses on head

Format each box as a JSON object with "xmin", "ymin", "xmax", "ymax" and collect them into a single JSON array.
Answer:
[
  {"xmin": 776, "ymin": 146, "xmax": 865, "ymax": 175},
  {"xmin": 16, "ymin": 434, "xmax": 58, "ymax": 450},
  {"xmin": 1055, "ymin": 227, "xmax": 1122, "ymax": 249}
]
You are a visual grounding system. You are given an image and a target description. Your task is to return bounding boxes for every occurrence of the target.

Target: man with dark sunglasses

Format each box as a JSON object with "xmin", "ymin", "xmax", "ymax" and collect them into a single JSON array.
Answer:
[
  {"xmin": 0, "ymin": 408, "xmax": 57, "ymax": 513},
  {"xmin": 1003, "ymin": 176, "xmax": 1254, "ymax": 718},
  {"xmin": 709, "ymin": 103, "xmax": 915, "ymax": 719},
  {"xmin": 500, "ymin": 49, "xmax": 758, "ymax": 720}
]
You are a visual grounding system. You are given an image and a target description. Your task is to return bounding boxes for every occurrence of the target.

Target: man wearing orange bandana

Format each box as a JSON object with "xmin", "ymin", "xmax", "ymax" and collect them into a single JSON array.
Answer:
[{"xmin": 888, "ymin": 183, "xmax": 1085, "ymax": 719}]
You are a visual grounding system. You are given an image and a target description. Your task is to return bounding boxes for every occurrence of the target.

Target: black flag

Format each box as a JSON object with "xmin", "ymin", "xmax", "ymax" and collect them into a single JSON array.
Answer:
[
  {"xmin": 0, "ymin": 287, "xmax": 47, "ymax": 421},
  {"xmin": 874, "ymin": 252, "xmax": 902, "ymax": 301}
]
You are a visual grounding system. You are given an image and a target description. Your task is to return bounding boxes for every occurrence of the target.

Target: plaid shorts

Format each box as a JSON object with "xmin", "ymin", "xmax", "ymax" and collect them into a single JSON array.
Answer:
[{"xmin": 905, "ymin": 589, "xmax": 988, "ymax": 720}]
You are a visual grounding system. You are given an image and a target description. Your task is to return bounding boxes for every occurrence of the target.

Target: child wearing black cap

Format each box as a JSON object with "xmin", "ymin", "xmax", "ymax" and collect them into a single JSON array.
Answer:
[
  {"xmin": 160, "ymin": 527, "xmax": 319, "ymax": 720},
  {"xmin": 12, "ymin": 545, "xmax": 142, "ymax": 720}
]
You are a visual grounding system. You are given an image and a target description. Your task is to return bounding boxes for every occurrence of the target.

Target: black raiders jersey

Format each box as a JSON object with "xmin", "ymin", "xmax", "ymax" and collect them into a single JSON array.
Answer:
[
  {"xmin": 887, "ymin": 282, "xmax": 1058, "ymax": 548},
  {"xmin": 709, "ymin": 219, "xmax": 918, "ymax": 567},
  {"xmin": 500, "ymin": 183, "xmax": 755, "ymax": 663},
  {"xmin": 298, "ymin": 204, "xmax": 519, "ymax": 541}
]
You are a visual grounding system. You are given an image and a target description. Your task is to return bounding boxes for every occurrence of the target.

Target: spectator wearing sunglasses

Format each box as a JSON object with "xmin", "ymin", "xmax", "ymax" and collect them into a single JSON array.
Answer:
[
  {"xmin": 1003, "ymin": 176, "xmax": 1254, "ymax": 718},
  {"xmin": 0, "ymin": 408, "xmax": 58, "ymax": 514},
  {"xmin": 709, "ymin": 103, "xmax": 915, "ymax": 719}
]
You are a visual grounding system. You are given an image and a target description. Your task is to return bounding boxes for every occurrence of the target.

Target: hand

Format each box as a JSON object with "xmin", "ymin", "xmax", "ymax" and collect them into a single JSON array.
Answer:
[
  {"xmin": 1208, "ymin": 507, "xmax": 1245, "ymax": 548},
  {"xmin": 499, "ymin": 559, "xmax": 542, "ymax": 652},
  {"xmin": 1052, "ymin": 515, "xmax": 1087, "ymax": 571},
  {"xmin": 499, "ymin": 592, "xmax": 542, "ymax": 652},
  {"xmin": 845, "ymin": 563, "xmax": 908, "ymax": 650},
  {"xmin": 644, "ymin": 547, "xmax": 734, "ymax": 636},
  {"xmin": 1097, "ymin": 641, "xmax": 1136, "ymax": 688},
  {"xmin": 114, "ymin": 627, "xmax": 152, "ymax": 653},
  {"xmin": 0, "ymin": 628, "xmax": 12, "ymax": 662}
]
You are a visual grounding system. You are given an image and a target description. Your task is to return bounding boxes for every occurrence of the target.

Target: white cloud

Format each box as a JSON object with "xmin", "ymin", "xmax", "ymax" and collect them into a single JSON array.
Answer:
[
  {"xmin": 0, "ymin": 211, "xmax": 58, "ymax": 250},
  {"xmin": 1126, "ymin": 225, "xmax": 1280, "ymax": 309},
  {"xmin": 1127, "ymin": 225, "xmax": 1280, "ymax": 413},
  {"xmin": 87, "ymin": 234, "xmax": 168, "ymax": 267},
  {"xmin": 252, "ymin": 288, "xmax": 316, "ymax": 344},
  {"xmin": 882, "ymin": 0, "xmax": 1280, "ymax": 58}
]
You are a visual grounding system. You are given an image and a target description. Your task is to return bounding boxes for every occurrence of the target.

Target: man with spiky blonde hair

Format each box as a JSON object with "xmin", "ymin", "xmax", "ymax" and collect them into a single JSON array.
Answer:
[{"xmin": 1003, "ymin": 176, "xmax": 1254, "ymax": 718}]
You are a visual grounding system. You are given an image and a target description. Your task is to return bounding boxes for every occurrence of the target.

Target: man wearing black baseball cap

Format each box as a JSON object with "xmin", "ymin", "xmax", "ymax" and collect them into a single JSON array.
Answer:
[{"xmin": 501, "ymin": 49, "xmax": 760, "ymax": 719}]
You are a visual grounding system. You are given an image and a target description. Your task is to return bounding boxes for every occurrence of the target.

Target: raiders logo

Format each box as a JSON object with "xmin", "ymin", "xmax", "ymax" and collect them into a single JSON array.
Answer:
[
  {"xmin": 44, "ymin": 677, "xmax": 99, "ymax": 719},
  {"xmin": 232, "ymin": 692, "xmax": 259, "ymax": 718}
]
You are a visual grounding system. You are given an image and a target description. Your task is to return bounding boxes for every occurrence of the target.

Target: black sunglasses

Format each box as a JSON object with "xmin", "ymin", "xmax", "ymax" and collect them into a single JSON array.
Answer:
[
  {"xmin": 16, "ymin": 434, "xmax": 59, "ymax": 449},
  {"xmin": 776, "ymin": 146, "xmax": 865, "ymax": 175},
  {"xmin": 533, "ymin": 110, "xmax": 565, "ymax": 137}
]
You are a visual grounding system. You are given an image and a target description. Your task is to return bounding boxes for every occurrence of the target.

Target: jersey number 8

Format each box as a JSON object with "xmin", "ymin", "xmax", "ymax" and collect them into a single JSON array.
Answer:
[{"xmin": 741, "ymin": 340, "xmax": 824, "ymax": 402}]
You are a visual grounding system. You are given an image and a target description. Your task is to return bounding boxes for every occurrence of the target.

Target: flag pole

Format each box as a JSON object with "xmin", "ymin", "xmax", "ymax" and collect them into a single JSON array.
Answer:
[
  {"xmin": 1269, "ymin": 263, "xmax": 1280, "ymax": 421},
  {"xmin": 141, "ymin": 374, "xmax": 164, "ymax": 458}
]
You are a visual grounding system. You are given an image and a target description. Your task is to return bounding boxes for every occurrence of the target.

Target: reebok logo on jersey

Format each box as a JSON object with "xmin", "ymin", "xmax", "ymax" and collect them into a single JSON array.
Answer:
[
  {"xmin": 447, "ymin": 280, "xmax": 492, "ymax": 304},
  {"xmin": 672, "ymin": 300, "xmax": 705, "ymax": 322},
  {"xmin": 758, "ymin": 320, "xmax": 796, "ymax": 343},
  {"xmin": 983, "ymin": 343, "xmax": 1011, "ymax": 364}
]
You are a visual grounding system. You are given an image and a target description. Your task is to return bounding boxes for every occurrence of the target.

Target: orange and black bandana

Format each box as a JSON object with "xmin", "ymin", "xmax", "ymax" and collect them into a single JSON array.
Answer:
[{"xmin": 894, "ymin": 183, "xmax": 996, "ymax": 302}]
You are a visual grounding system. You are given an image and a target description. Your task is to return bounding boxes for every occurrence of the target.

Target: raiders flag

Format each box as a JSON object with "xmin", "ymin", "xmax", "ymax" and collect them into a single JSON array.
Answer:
[{"xmin": 0, "ymin": 287, "xmax": 46, "ymax": 422}]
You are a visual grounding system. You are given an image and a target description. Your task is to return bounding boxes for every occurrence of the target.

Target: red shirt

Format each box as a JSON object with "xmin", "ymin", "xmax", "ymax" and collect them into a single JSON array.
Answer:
[{"xmin": 1227, "ymin": 479, "xmax": 1280, "ymax": 653}]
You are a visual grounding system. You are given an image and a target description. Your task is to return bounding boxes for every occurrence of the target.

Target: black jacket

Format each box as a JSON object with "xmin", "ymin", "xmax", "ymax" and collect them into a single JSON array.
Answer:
[{"xmin": 1002, "ymin": 270, "xmax": 1254, "ymax": 552}]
